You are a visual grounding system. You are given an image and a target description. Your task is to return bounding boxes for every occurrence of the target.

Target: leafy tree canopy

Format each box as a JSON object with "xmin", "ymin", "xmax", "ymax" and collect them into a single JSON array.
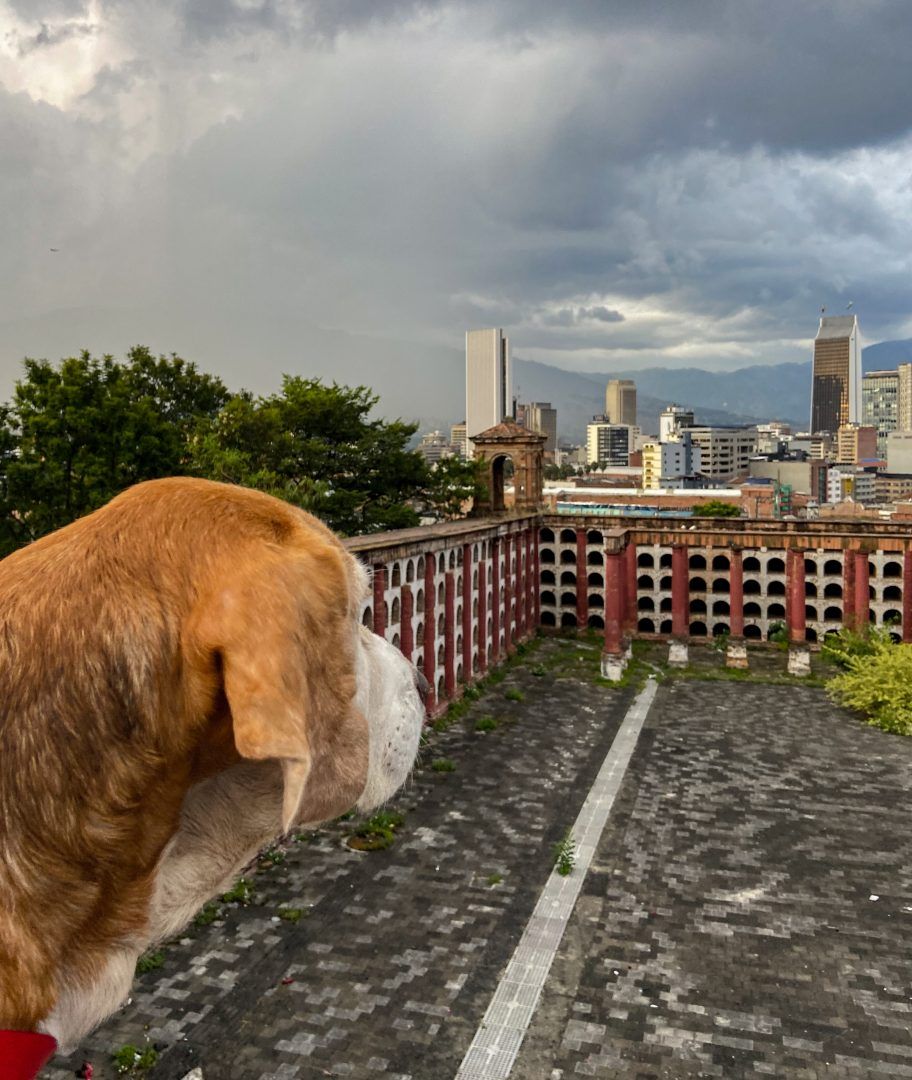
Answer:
[
  {"xmin": 696, "ymin": 499, "xmax": 741, "ymax": 518},
  {"xmin": 0, "ymin": 349, "xmax": 480, "ymax": 556}
]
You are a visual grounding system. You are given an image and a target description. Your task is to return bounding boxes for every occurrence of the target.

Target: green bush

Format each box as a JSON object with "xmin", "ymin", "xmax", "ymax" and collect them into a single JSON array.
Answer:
[
  {"xmin": 821, "ymin": 625, "xmax": 894, "ymax": 669},
  {"xmin": 828, "ymin": 639, "xmax": 912, "ymax": 735}
]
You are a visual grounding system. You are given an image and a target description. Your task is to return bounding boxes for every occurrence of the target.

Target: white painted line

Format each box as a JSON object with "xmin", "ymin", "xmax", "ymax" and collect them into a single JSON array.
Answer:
[{"xmin": 454, "ymin": 677, "xmax": 659, "ymax": 1080}]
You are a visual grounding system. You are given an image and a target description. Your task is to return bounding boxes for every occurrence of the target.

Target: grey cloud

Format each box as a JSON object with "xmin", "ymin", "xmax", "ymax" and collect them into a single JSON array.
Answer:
[{"xmin": 13, "ymin": 18, "xmax": 96, "ymax": 56}]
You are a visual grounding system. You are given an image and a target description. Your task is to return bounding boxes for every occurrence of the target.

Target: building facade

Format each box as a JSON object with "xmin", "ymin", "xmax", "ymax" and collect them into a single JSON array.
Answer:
[
  {"xmin": 516, "ymin": 401, "xmax": 558, "ymax": 459},
  {"xmin": 897, "ymin": 364, "xmax": 912, "ymax": 430},
  {"xmin": 605, "ymin": 379, "xmax": 637, "ymax": 426},
  {"xmin": 685, "ymin": 426, "xmax": 757, "ymax": 482},
  {"xmin": 642, "ymin": 433, "xmax": 702, "ymax": 490},
  {"xmin": 835, "ymin": 423, "xmax": 878, "ymax": 464},
  {"xmin": 810, "ymin": 314, "xmax": 861, "ymax": 434},
  {"xmin": 862, "ymin": 369, "xmax": 899, "ymax": 456},
  {"xmin": 586, "ymin": 420, "xmax": 633, "ymax": 466},
  {"xmin": 887, "ymin": 431, "xmax": 912, "ymax": 474},
  {"xmin": 659, "ymin": 405, "xmax": 695, "ymax": 442},
  {"xmin": 466, "ymin": 328, "xmax": 510, "ymax": 454},
  {"xmin": 417, "ymin": 430, "xmax": 453, "ymax": 464}
]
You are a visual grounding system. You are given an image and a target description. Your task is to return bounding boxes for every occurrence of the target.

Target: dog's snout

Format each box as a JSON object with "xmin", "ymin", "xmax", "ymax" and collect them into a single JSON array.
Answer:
[{"xmin": 414, "ymin": 666, "xmax": 430, "ymax": 703}]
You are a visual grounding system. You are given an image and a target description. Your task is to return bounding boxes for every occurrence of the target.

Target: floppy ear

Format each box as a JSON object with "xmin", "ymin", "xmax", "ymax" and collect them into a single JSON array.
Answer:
[{"xmin": 206, "ymin": 545, "xmax": 357, "ymax": 832}]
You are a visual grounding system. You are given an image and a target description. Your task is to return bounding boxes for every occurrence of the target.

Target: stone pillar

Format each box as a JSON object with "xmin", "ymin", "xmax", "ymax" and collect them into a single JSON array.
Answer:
[
  {"xmin": 903, "ymin": 550, "xmax": 912, "ymax": 645},
  {"xmin": 372, "ymin": 565, "xmax": 387, "ymax": 638},
  {"xmin": 503, "ymin": 534, "xmax": 514, "ymax": 653},
  {"xmin": 400, "ymin": 584, "xmax": 414, "ymax": 662},
  {"xmin": 787, "ymin": 547, "xmax": 810, "ymax": 676},
  {"xmin": 491, "ymin": 537, "xmax": 501, "ymax": 663},
  {"xmin": 669, "ymin": 544, "xmax": 689, "ymax": 666},
  {"xmin": 423, "ymin": 552, "xmax": 436, "ymax": 714},
  {"xmin": 853, "ymin": 551, "xmax": 870, "ymax": 631},
  {"xmin": 602, "ymin": 548, "xmax": 626, "ymax": 680},
  {"xmin": 727, "ymin": 548, "xmax": 747, "ymax": 669},
  {"xmin": 444, "ymin": 571, "xmax": 456, "ymax": 699},
  {"xmin": 462, "ymin": 543, "xmax": 473, "ymax": 683},
  {"xmin": 478, "ymin": 559, "xmax": 488, "ymax": 671},
  {"xmin": 843, "ymin": 552, "xmax": 856, "ymax": 630},
  {"xmin": 576, "ymin": 528, "xmax": 589, "ymax": 629}
]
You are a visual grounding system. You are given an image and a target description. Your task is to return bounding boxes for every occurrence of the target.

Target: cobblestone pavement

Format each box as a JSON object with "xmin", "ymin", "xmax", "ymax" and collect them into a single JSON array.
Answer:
[
  {"xmin": 42, "ymin": 646, "xmax": 912, "ymax": 1080},
  {"xmin": 513, "ymin": 679, "xmax": 912, "ymax": 1080},
  {"xmin": 44, "ymin": 637, "xmax": 632, "ymax": 1080}
]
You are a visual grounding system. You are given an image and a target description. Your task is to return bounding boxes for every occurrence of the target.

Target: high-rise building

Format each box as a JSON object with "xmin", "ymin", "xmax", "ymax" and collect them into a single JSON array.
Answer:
[
  {"xmin": 810, "ymin": 314, "xmax": 861, "ymax": 434},
  {"xmin": 586, "ymin": 419, "xmax": 634, "ymax": 466},
  {"xmin": 659, "ymin": 405, "xmax": 695, "ymax": 442},
  {"xmin": 466, "ymin": 328, "xmax": 510, "ymax": 453},
  {"xmin": 897, "ymin": 363, "xmax": 912, "ymax": 430},
  {"xmin": 685, "ymin": 425, "xmax": 757, "ymax": 482},
  {"xmin": 835, "ymin": 423, "xmax": 878, "ymax": 464},
  {"xmin": 862, "ymin": 370, "xmax": 899, "ymax": 456},
  {"xmin": 417, "ymin": 430, "xmax": 453, "ymax": 465},
  {"xmin": 605, "ymin": 379, "xmax": 637, "ymax": 425},
  {"xmin": 642, "ymin": 433, "xmax": 702, "ymax": 490},
  {"xmin": 449, "ymin": 421, "xmax": 467, "ymax": 458},
  {"xmin": 516, "ymin": 401, "xmax": 558, "ymax": 460}
]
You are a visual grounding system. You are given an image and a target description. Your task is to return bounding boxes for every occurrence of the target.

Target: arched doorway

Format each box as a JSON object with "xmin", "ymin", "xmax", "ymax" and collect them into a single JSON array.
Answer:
[{"xmin": 471, "ymin": 421, "xmax": 546, "ymax": 514}]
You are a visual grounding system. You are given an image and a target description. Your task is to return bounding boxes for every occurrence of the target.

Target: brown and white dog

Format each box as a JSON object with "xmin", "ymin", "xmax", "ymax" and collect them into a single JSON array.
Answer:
[{"xmin": 0, "ymin": 477, "xmax": 425, "ymax": 1059}]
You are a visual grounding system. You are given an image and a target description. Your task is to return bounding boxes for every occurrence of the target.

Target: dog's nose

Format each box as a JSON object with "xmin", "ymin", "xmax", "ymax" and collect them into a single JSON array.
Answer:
[{"xmin": 414, "ymin": 667, "xmax": 430, "ymax": 703}]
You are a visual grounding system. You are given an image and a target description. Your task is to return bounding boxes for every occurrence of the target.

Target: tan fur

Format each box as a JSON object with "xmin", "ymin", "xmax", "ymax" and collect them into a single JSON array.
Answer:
[{"xmin": 0, "ymin": 478, "xmax": 375, "ymax": 1038}]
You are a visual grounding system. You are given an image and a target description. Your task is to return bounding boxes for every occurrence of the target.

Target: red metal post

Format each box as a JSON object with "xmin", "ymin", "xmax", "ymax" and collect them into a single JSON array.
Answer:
[
  {"xmin": 787, "ymin": 547, "xmax": 806, "ymax": 643},
  {"xmin": 729, "ymin": 549, "xmax": 744, "ymax": 637},
  {"xmin": 491, "ymin": 537, "xmax": 501, "ymax": 662},
  {"xmin": 671, "ymin": 545, "xmax": 688, "ymax": 638},
  {"xmin": 576, "ymin": 527, "xmax": 588, "ymax": 629},
  {"xmin": 604, "ymin": 549, "xmax": 624, "ymax": 655},
  {"xmin": 400, "ymin": 584, "xmax": 414, "ymax": 661},
  {"xmin": 444, "ymin": 571, "xmax": 456, "ymax": 699},
  {"xmin": 854, "ymin": 551, "xmax": 870, "ymax": 631},
  {"xmin": 422, "ymin": 552, "xmax": 436, "ymax": 714},
  {"xmin": 372, "ymin": 564, "xmax": 387, "ymax": 638},
  {"xmin": 462, "ymin": 543, "xmax": 473, "ymax": 682}
]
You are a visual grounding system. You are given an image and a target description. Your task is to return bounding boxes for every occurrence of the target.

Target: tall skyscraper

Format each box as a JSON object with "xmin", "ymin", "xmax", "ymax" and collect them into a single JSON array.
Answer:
[
  {"xmin": 466, "ymin": 328, "xmax": 510, "ymax": 454},
  {"xmin": 605, "ymin": 379, "xmax": 637, "ymax": 425},
  {"xmin": 586, "ymin": 418, "xmax": 634, "ymax": 466},
  {"xmin": 810, "ymin": 314, "xmax": 861, "ymax": 434},
  {"xmin": 861, "ymin": 370, "xmax": 899, "ymax": 455},
  {"xmin": 897, "ymin": 363, "xmax": 912, "ymax": 431}
]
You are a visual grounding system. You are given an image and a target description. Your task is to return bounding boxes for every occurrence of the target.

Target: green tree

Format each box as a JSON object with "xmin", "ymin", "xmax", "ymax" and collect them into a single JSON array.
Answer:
[{"xmin": 697, "ymin": 499, "xmax": 741, "ymax": 518}]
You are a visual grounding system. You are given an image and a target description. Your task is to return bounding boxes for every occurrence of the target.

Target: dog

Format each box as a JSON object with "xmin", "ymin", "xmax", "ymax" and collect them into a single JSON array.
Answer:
[{"xmin": 0, "ymin": 477, "xmax": 425, "ymax": 1065}]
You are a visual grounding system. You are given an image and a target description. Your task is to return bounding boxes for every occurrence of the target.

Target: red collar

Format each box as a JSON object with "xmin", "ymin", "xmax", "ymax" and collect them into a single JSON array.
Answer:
[{"xmin": 0, "ymin": 1031, "xmax": 57, "ymax": 1079}]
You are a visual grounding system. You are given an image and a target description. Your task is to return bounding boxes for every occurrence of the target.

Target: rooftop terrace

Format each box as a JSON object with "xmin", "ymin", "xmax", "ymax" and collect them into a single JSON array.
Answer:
[{"xmin": 43, "ymin": 639, "xmax": 912, "ymax": 1080}]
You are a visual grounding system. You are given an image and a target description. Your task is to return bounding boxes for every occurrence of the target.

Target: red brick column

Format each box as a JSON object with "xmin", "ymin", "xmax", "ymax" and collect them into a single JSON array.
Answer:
[
  {"xmin": 372, "ymin": 565, "xmax": 387, "ymax": 638},
  {"xmin": 576, "ymin": 528, "xmax": 589, "ymax": 628},
  {"xmin": 444, "ymin": 571, "xmax": 456, "ymax": 699},
  {"xmin": 478, "ymin": 559, "xmax": 488, "ymax": 671},
  {"xmin": 503, "ymin": 534, "xmax": 514, "ymax": 653},
  {"xmin": 854, "ymin": 551, "xmax": 870, "ymax": 631},
  {"xmin": 516, "ymin": 532, "xmax": 527, "ymax": 638},
  {"xmin": 462, "ymin": 543, "xmax": 473, "ymax": 683},
  {"xmin": 604, "ymin": 549, "xmax": 624, "ymax": 655},
  {"xmin": 787, "ymin": 547, "xmax": 806, "ymax": 643},
  {"xmin": 671, "ymin": 545, "xmax": 688, "ymax": 638},
  {"xmin": 422, "ymin": 553, "xmax": 436, "ymax": 713},
  {"xmin": 525, "ymin": 529, "xmax": 534, "ymax": 636},
  {"xmin": 624, "ymin": 540, "xmax": 637, "ymax": 633},
  {"xmin": 843, "ymin": 552, "xmax": 856, "ymax": 629},
  {"xmin": 400, "ymin": 584, "xmax": 414, "ymax": 661},
  {"xmin": 532, "ymin": 529, "xmax": 541, "ymax": 628},
  {"xmin": 491, "ymin": 537, "xmax": 501, "ymax": 662},
  {"xmin": 904, "ymin": 550, "xmax": 912, "ymax": 644},
  {"xmin": 730, "ymin": 549, "xmax": 744, "ymax": 637}
]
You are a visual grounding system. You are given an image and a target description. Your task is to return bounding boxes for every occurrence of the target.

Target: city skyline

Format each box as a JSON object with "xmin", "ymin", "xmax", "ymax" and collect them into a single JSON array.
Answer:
[{"xmin": 4, "ymin": 2, "xmax": 912, "ymax": 405}]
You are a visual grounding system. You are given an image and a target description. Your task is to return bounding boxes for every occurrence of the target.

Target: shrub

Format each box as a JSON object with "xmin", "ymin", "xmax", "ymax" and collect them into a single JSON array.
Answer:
[
  {"xmin": 553, "ymin": 830, "xmax": 577, "ymax": 876},
  {"xmin": 822, "ymin": 625, "xmax": 894, "ymax": 669},
  {"xmin": 828, "ymin": 639, "xmax": 912, "ymax": 735}
]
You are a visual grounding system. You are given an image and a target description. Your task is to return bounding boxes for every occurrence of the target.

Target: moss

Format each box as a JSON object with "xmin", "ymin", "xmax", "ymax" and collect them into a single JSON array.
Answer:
[{"xmin": 135, "ymin": 949, "xmax": 164, "ymax": 975}]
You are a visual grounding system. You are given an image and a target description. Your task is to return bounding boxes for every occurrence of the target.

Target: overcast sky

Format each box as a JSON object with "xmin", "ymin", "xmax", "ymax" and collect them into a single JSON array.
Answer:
[{"xmin": 3, "ymin": 0, "xmax": 912, "ymax": 399}]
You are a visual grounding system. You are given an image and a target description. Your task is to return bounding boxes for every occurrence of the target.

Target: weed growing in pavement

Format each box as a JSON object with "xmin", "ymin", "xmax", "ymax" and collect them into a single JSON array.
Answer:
[
  {"xmin": 134, "ymin": 949, "xmax": 164, "ymax": 975},
  {"xmin": 347, "ymin": 810, "xmax": 405, "ymax": 851},
  {"xmin": 531, "ymin": 663, "xmax": 547, "ymax": 676},
  {"xmin": 553, "ymin": 830, "xmax": 577, "ymax": 876},
  {"xmin": 474, "ymin": 715, "xmax": 498, "ymax": 732},
  {"xmin": 504, "ymin": 687, "xmax": 524, "ymax": 702},
  {"xmin": 112, "ymin": 1044, "xmax": 158, "ymax": 1075},
  {"xmin": 259, "ymin": 846, "xmax": 286, "ymax": 868},
  {"xmin": 193, "ymin": 901, "xmax": 221, "ymax": 927},
  {"xmin": 486, "ymin": 873, "xmax": 503, "ymax": 886},
  {"xmin": 221, "ymin": 877, "xmax": 254, "ymax": 905},
  {"xmin": 431, "ymin": 757, "xmax": 456, "ymax": 772},
  {"xmin": 278, "ymin": 907, "xmax": 305, "ymax": 923}
]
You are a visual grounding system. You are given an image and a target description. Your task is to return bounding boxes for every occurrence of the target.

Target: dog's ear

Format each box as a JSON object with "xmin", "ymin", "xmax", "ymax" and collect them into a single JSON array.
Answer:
[{"xmin": 200, "ymin": 545, "xmax": 357, "ymax": 832}]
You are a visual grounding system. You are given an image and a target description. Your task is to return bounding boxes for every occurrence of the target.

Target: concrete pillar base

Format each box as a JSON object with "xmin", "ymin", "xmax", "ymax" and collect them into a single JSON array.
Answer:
[
  {"xmin": 601, "ymin": 651, "xmax": 628, "ymax": 681},
  {"xmin": 726, "ymin": 638, "xmax": 749, "ymax": 669},
  {"xmin": 788, "ymin": 646, "xmax": 812, "ymax": 677},
  {"xmin": 668, "ymin": 639, "xmax": 689, "ymax": 667},
  {"xmin": 624, "ymin": 639, "xmax": 633, "ymax": 660}
]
